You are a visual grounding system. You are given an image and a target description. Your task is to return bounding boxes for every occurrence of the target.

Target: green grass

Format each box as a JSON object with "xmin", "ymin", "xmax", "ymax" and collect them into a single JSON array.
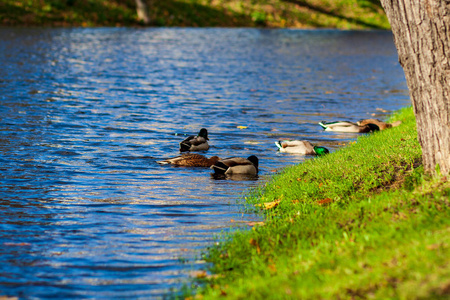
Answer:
[
  {"xmin": 0, "ymin": 0, "xmax": 390, "ymax": 29},
  {"xmin": 183, "ymin": 107, "xmax": 450, "ymax": 299}
]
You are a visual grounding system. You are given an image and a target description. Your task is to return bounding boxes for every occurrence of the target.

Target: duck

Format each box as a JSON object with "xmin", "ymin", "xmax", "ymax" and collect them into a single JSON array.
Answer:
[
  {"xmin": 157, "ymin": 153, "xmax": 221, "ymax": 167},
  {"xmin": 179, "ymin": 128, "xmax": 209, "ymax": 152},
  {"xmin": 357, "ymin": 118, "xmax": 402, "ymax": 130},
  {"xmin": 275, "ymin": 140, "xmax": 329, "ymax": 155},
  {"xmin": 318, "ymin": 121, "xmax": 380, "ymax": 133},
  {"xmin": 211, "ymin": 155, "xmax": 259, "ymax": 175}
]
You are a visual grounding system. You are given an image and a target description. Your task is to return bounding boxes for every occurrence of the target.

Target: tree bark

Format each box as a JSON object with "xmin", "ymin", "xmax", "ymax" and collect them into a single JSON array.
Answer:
[
  {"xmin": 380, "ymin": 0, "xmax": 450, "ymax": 175},
  {"xmin": 135, "ymin": 0, "xmax": 150, "ymax": 25}
]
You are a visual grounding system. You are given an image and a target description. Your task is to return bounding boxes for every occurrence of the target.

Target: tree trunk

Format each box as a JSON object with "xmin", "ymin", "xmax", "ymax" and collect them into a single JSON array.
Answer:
[
  {"xmin": 380, "ymin": 0, "xmax": 450, "ymax": 175},
  {"xmin": 135, "ymin": 0, "xmax": 150, "ymax": 25}
]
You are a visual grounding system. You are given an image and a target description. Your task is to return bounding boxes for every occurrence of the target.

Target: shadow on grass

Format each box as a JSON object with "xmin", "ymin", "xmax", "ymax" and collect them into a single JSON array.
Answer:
[
  {"xmin": 0, "ymin": 0, "xmax": 254, "ymax": 27},
  {"xmin": 149, "ymin": 0, "xmax": 253, "ymax": 27},
  {"xmin": 0, "ymin": 0, "xmax": 137, "ymax": 26},
  {"xmin": 282, "ymin": 0, "xmax": 386, "ymax": 29}
]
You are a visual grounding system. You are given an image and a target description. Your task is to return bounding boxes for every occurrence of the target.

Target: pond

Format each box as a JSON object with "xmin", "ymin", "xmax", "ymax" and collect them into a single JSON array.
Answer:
[{"xmin": 0, "ymin": 28, "xmax": 409, "ymax": 299}]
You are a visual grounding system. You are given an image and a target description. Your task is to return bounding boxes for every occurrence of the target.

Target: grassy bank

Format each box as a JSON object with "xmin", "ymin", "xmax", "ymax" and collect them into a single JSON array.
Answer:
[
  {"xmin": 0, "ymin": 0, "xmax": 389, "ymax": 29},
  {"xmin": 184, "ymin": 107, "xmax": 450, "ymax": 299}
]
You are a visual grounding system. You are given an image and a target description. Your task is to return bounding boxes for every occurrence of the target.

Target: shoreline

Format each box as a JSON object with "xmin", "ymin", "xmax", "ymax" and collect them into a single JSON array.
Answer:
[{"xmin": 183, "ymin": 106, "xmax": 450, "ymax": 299}]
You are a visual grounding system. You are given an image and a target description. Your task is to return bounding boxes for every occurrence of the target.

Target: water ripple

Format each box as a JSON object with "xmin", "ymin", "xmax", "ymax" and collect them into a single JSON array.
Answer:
[{"xmin": 0, "ymin": 27, "xmax": 409, "ymax": 299}]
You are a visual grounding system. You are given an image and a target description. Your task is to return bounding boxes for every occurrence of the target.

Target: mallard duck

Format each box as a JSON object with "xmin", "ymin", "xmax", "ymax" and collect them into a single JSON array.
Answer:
[
  {"xmin": 157, "ymin": 153, "xmax": 221, "ymax": 167},
  {"xmin": 318, "ymin": 121, "xmax": 379, "ymax": 133},
  {"xmin": 179, "ymin": 128, "xmax": 209, "ymax": 152},
  {"xmin": 357, "ymin": 118, "xmax": 402, "ymax": 130},
  {"xmin": 211, "ymin": 155, "xmax": 259, "ymax": 175},
  {"xmin": 275, "ymin": 140, "xmax": 329, "ymax": 155}
]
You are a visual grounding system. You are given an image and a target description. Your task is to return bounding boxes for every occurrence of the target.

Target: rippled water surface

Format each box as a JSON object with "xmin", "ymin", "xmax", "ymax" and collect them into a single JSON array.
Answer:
[{"xmin": 0, "ymin": 28, "xmax": 409, "ymax": 299}]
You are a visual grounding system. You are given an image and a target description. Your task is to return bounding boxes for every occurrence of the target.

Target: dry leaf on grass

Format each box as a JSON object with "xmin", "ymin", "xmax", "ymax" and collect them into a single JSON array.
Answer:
[
  {"xmin": 249, "ymin": 238, "xmax": 261, "ymax": 254},
  {"xmin": 255, "ymin": 199, "xmax": 280, "ymax": 209},
  {"xmin": 317, "ymin": 198, "xmax": 333, "ymax": 206},
  {"xmin": 247, "ymin": 221, "xmax": 265, "ymax": 227}
]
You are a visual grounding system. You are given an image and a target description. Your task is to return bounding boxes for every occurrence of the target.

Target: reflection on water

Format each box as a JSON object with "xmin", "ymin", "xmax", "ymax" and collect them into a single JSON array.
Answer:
[{"xmin": 0, "ymin": 28, "xmax": 408, "ymax": 298}]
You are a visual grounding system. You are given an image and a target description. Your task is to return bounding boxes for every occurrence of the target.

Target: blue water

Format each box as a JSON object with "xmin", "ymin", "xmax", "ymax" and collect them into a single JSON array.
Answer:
[{"xmin": 0, "ymin": 28, "xmax": 409, "ymax": 299}]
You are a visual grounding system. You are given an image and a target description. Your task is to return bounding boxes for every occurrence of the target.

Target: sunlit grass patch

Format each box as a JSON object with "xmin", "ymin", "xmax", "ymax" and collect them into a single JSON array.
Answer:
[{"xmin": 183, "ymin": 107, "xmax": 450, "ymax": 299}]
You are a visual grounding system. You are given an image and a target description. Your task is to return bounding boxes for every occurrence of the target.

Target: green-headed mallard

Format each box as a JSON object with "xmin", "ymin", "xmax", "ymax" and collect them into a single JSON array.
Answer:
[
  {"xmin": 211, "ymin": 155, "xmax": 258, "ymax": 175},
  {"xmin": 318, "ymin": 121, "xmax": 379, "ymax": 133},
  {"xmin": 179, "ymin": 128, "xmax": 209, "ymax": 152},
  {"xmin": 157, "ymin": 153, "xmax": 220, "ymax": 167},
  {"xmin": 357, "ymin": 118, "xmax": 401, "ymax": 130},
  {"xmin": 275, "ymin": 140, "xmax": 329, "ymax": 155}
]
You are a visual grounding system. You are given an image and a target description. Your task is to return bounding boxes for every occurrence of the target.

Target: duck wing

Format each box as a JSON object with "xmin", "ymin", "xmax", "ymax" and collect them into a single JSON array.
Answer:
[
  {"xmin": 157, "ymin": 153, "xmax": 201, "ymax": 165},
  {"xmin": 211, "ymin": 157, "xmax": 251, "ymax": 174},
  {"xmin": 187, "ymin": 136, "xmax": 208, "ymax": 146},
  {"xmin": 179, "ymin": 135, "xmax": 198, "ymax": 151},
  {"xmin": 319, "ymin": 121, "xmax": 362, "ymax": 132}
]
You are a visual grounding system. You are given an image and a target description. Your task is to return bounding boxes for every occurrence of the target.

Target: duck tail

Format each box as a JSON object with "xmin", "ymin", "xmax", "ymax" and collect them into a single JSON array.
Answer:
[
  {"xmin": 179, "ymin": 142, "xmax": 190, "ymax": 152},
  {"xmin": 274, "ymin": 141, "xmax": 283, "ymax": 150},
  {"xmin": 318, "ymin": 121, "xmax": 328, "ymax": 130},
  {"xmin": 156, "ymin": 160, "xmax": 169, "ymax": 165},
  {"xmin": 211, "ymin": 162, "xmax": 228, "ymax": 174}
]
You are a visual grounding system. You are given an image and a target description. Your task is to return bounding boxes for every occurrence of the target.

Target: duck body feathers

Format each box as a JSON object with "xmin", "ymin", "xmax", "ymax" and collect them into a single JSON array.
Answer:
[
  {"xmin": 357, "ymin": 118, "xmax": 402, "ymax": 130},
  {"xmin": 211, "ymin": 156, "xmax": 258, "ymax": 175},
  {"xmin": 275, "ymin": 140, "xmax": 329, "ymax": 155},
  {"xmin": 319, "ymin": 121, "xmax": 379, "ymax": 133},
  {"xmin": 179, "ymin": 128, "xmax": 209, "ymax": 152},
  {"xmin": 157, "ymin": 153, "xmax": 220, "ymax": 167}
]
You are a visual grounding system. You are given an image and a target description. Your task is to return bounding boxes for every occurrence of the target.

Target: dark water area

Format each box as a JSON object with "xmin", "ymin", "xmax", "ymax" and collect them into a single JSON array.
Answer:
[{"xmin": 0, "ymin": 28, "xmax": 409, "ymax": 299}]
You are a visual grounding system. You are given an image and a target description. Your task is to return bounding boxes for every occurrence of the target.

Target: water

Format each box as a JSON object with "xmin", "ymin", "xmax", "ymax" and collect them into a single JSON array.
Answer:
[{"xmin": 0, "ymin": 28, "xmax": 409, "ymax": 299}]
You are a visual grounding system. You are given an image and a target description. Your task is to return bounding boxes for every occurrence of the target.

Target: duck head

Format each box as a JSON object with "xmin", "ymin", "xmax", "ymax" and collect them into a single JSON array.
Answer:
[
  {"xmin": 367, "ymin": 123, "xmax": 380, "ymax": 132},
  {"xmin": 313, "ymin": 146, "xmax": 329, "ymax": 156},
  {"xmin": 199, "ymin": 128, "xmax": 209, "ymax": 140},
  {"xmin": 247, "ymin": 155, "xmax": 259, "ymax": 169}
]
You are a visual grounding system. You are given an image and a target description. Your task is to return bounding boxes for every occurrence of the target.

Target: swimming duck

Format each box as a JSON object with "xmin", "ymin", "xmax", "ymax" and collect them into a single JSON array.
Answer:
[
  {"xmin": 211, "ymin": 155, "xmax": 259, "ymax": 175},
  {"xmin": 157, "ymin": 153, "xmax": 221, "ymax": 167},
  {"xmin": 179, "ymin": 128, "xmax": 209, "ymax": 152},
  {"xmin": 357, "ymin": 118, "xmax": 402, "ymax": 130},
  {"xmin": 275, "ymin": 140, "xmax": 329, "ymax": 155},
  {"xmin": 318, "ymin": 121, "xmax": 379, "ymax": 133}
]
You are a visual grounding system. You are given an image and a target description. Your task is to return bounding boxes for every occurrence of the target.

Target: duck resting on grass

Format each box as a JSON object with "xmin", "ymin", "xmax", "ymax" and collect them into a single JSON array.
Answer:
[
  {"xmin": 318, "ymin": 121, "xmax": 380, "ymax": 133},
  {"xmin": 157, "ymin": 153, "xmax": 221, "ymax": 167},
  {"xmin": 211, "ymin": 155, "xmax": 259, "ymax": 176},
  {"xmin": 357, "ymin": 118, "xmax": 402, "ymax": 130},
  {"xmin": 179, "ymin": 128, "xmax": 209, "ymax": 152},
  {"xmin": 275, "ymin": 140, "xmax": 329, "ymax": 155}
]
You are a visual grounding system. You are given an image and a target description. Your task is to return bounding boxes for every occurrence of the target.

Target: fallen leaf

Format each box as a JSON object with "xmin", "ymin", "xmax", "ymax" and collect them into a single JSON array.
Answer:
[
  {"xmin": 292, "ymin": 199, "xmax": 299, "ymax": 204},
  {"xmin": 249, "ymin": 238, "xmax": 261, "ymax": 254},
  {"xmin": 247, "ymin": 221, "xmax": 265, "ymax": 227},
  {"xmin": 268, "ymin": 264, "xmax": 277, "ymax": 273},
  {"xmin": 317, "ymin": 198, "xmax": 333, "ymax": 206},
  {"xmin": 237, "ymin": 126, "xmax": 248, "ymax": 129},
  {"xmin": 189, "ymin": 270, "xmax": 207, "ymax": 279},
  {"xmin": 426, "ymin": 243, "xmax": 441, "ymax": 250},
  {"xmin": 263, "ymin": 200, "xmax": 280, "ymax": 209}
]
